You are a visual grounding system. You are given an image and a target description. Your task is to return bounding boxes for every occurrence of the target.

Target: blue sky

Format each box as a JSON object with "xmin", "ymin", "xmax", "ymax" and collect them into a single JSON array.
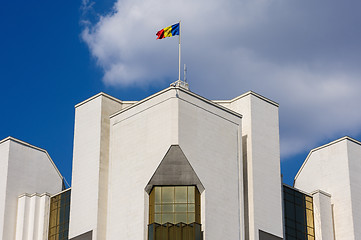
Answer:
[{"xmin": 1, "ymin": 0, "xmax": 361, "ymax": 186}]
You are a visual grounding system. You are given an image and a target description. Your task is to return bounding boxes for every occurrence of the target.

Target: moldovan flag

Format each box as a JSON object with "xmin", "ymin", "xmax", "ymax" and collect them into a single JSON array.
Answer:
[{"xmin": 156, "ymin": 23, "xmax": 180, "ymax": 39}]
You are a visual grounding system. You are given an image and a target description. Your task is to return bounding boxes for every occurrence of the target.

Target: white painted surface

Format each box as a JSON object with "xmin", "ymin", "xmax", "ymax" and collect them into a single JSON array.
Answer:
[
  {"xmin": 106, "ymin": 87, "xmax": 244, "ymax": 240},
  {"xmin": 69, "ymin": 93, "xmax": 122, "ymax": 240},
  {"xmin": 15, "ymin": 193, "xmax": 50, "ymax": 240},
  {"xmin": 0, "ymin": 140, "xmax": 10, "ymax": 240},
  {"xmin": 0, "ymin": 138, "xmax": 63, "ymax": 240},
  {"xmin": 217, "ymin": 92, "xmax": 283, "ymax": 240},
  {"xmin": 70, "ymin": 88, "xmax": 283, "ymax": 240},
  {"xmin": 107, "ymin": 89, "xmax": 179, "ymax": 240},
  {"xmin": 69, "ymin": 95, "xmax": 102, "ymax": 239},
  {"xmin": 295, "ymin": 137, "xmax": 361, "ymax": 240},
  {"xmin": 312, "ymin": 190, "xmax": 334, "ymax": 240},
  {"xmin": 347, "ymin": 140, "xmax": 361, "ymax": 240},
  {"xmin": 178, "ymin": 90, "xmax": 243, "ymax": 240}
]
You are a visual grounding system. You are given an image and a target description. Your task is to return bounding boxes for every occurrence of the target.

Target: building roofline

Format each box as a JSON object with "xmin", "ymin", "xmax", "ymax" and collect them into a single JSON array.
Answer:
[
  {"xmin": 283, "ymin": 183, "xmax": 313, "ymax": 197},
  {"xmin": 18, "ymin": 192, "xmax": 52, "ymax": 198},
  {"xmin": 74, "ymin": 92, "xmax": 136, "ymax": 108},
  {"xmin": 294, "ymin": 136, "xmax": 361, "ymax": 184},
  {"xmin": 0, "ymin": 136, "xmax": 64, "ymax": 181},
  {"xmin": 214, "ymin": 91, "xmax": 279, "ymax": 107},
  {"xmin": 110, "ymin": 86, "xmax": 243, "ymax": 119},
  {"xmin": 310, "ymin": 189, "xmax": 332, "ymax": 198},
  {"xmin": 50, "ymin": 187, "xmax": 71, "ymax": 198}
]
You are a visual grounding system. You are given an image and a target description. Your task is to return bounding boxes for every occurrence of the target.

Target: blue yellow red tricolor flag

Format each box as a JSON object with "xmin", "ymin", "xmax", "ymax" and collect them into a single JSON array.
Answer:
[{"xmin": 156, "ymin": 23, "xmax": 180, "ymax": 39}]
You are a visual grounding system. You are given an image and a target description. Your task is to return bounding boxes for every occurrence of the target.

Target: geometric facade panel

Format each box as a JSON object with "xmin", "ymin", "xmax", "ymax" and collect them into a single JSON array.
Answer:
[{"xmin": 145, "ymin": 145, "xmax": 204, "ymax": 194}]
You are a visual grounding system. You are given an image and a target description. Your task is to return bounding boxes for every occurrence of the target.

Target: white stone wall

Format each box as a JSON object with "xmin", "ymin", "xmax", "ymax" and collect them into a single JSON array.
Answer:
[
  {"xmin": 347, "ymin": 140, "xmax": 361, "ymax": 239},
  {"xmin": 0, "ymin": 139, "xmax": 10, "ymax": 240},
  {"xmin": 15, "ymin": 193, "xmax": 50, "ymax": 240},
  {"xmin": 0, "ymin": 138, "xmax": 63, "ymax": 240},
  {"xmin": 107, "ymin": 89, "xmax": 179, "ymax": 240},
  {"xmin": 69, "ymin": 93, "xmax": 123, "ymax": 240},
  {"xmin": 294, "ymin": 137, "xmax": 359, "ymax": 240},
  {"xmin": 312, "ymin": 190, "xmax": 334, "ymax": 240},
  {"xmin": 106, "ymin": 87, "xmax": 244, "ymax": 240},
  {"xmin": 178, "ymin": 90, "xmax": 243, "ymax": 240},
  {"xmin": 216, "ymin": 92, "xmax": 283, "ymax": 240}
]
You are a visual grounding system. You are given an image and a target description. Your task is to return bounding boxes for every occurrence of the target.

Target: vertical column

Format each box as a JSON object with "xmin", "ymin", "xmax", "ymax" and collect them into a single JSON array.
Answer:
[
  {"xmin": 229, "ymin": 92, "xmax": 283, "ymax": 240},
  {"xmin": 15, "ymin": 195, "xmax": 28, "ymax": 240},
  {"xmin": 69, "ymin": 93, "xmax": 122, "ymax": 240},
  {"xmin": 15, "ymin": 194, "xmax": 50, "ymax": 240},
  {"xmin": 312, "ymin": 190, "xmax": 335, "ymax": 240}
]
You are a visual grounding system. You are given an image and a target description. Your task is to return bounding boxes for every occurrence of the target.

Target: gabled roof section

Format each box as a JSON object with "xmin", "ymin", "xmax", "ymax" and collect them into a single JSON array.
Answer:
[
  {"xmin": 74, "ymin": 92, "xmax": 137, "ymax": 108},
  {"xmin": 110, "ymin": 86, "xmax": 242, "ymax": 119},
  {"xmin": 0, "ymin": 136, "xmax": 63, "ymax": 180},
  {"xmin": 294, "ymin": 136, "xmax": 361, "ymax": 184},
  {"xmin": 214, "ymin": 90, "xmax": 279, "ymax": 107},
  {"xmin": 145, "ymin": 145, "xmax": 204, "ymax": 194}
]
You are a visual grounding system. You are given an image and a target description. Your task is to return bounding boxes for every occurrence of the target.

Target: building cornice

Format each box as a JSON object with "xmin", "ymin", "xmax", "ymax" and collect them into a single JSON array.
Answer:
[
  {"xmin": 110, "ymin": 86, "xmax": 243, "ymax": 119},
  {"xmin": 311, "ymin": 189, "xmax": 332, "ymax": 198},
  {"xmin": 214, "ymin": 91, "xmax": 279, "ymax": 107},
  {"xmin": 75, "ymin": 92, "xmax": 136, "ymax": 108}
]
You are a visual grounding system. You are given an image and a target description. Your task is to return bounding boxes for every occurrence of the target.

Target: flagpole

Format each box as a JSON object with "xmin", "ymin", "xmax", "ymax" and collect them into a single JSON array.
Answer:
[{"xmin": 178, "ymin": 20, "xmax": 181, "ymax": 81}]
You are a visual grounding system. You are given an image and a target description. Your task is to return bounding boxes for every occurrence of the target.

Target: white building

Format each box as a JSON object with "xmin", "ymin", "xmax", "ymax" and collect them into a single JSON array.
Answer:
[
  {"xmin": 0, "ymin": 137, "xmax": 63, "ymax": 240},
  {"xmin": 294, "ymin": 136, "xmax": 361, "ymax": 240},
  {"xmin": 1, "ymin": 83, "xmax": 360, "ymax": 240}
]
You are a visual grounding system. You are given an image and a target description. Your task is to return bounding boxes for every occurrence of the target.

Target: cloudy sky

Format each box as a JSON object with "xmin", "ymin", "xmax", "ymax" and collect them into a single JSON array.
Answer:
[{"xmin": 1, "ymin": 0, "xmax": 360, "ymax": 185}]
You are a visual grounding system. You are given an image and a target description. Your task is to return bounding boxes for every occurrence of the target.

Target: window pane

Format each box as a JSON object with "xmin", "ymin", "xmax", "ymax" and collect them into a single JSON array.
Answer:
[
  {"xmin": 307, "ymin": 226, "xmax": 314, "ymax": 235},
  {"xmin": 162, "ymin": 187, "xmax": 174, "ymax": 203},
  {"xmin": 175, "ymin": 204, "xmax": 187, "ymax": 212},
  {"xmin": 162, "ymin": 213, "xmax": 173, "ymax": 223},
  {"xmin": 188, "ymin": 204, "xmax": 195, "ymax": 212},
  {"xmin": 306, "ymin": 209, "xmax": 314, "ymax": 227},
  {"xmin": 188, "ymin": 187, "xmax": 195, "ymax": 203},
  {"xmin": 149, "ymin": 186, "xmax": 201, "ymax": 225},
  {"xmin": 306, "ymin": 201, "xmax": 313, "ymax": 210},
  {"xmin": 175, "ymin": 213, "xmax": 187, "ymax": 223},
  {"xmin": 188, "ymin": 213, "xmax": 195, "ymax": 223},
  {"xmin": 305, "ymin": 196, "xmax": 312, "ymax": 202},
  {"xmin": 162, "ymin": 204, "xmax": 174, "ymax": 213},
  {"xmin": 155, "ymin": 214, "xmax": 161, "ymax": 223},
  {"xmin": 155, "ymin": 187, "xmax": 161, "ymax": 203},
  {"xmin": 155, "ymin": 205, "xmax": 161, "ymax": 213},
  {"xmin": 175, "ymin": 187, "xmax": 187, "ymax": 203}
]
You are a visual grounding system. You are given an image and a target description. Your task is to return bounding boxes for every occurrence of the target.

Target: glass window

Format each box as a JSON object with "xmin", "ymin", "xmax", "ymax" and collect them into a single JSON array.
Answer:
[
  {"xmin": 283, "ymin": 185, "xmax": 314, "ymax": 240},
  {"xmin": 162, "ymin": 187, "xmax": 174, "ymax": 203},
  {"xmin": 48, "ymin": 189, "xmax": 71, "ymax": 240},
  {"xmin": 175, "ymin": 187, "xmax": 187, "ymax": 203},
  {"xmin": 149, "ymin": 186, "xmax": 200, "ymax": 224}
]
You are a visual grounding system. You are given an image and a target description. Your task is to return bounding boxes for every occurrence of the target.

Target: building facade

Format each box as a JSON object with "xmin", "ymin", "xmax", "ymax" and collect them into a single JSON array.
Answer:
[{"xmin": 0, "ymin": 85, "xmax": 360, "ymax": 240}]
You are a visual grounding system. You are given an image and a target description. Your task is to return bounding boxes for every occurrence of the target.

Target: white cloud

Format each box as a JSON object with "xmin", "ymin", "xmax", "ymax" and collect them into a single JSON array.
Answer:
[{"xmin": 81, "ymin": 0, "xmax": 361, "ymax": 158}]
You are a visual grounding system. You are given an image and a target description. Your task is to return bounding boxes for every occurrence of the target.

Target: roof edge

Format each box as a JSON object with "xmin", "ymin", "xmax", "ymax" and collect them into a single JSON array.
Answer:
[
  {"xmin": 294, "ymin": 136, "xmax": 360, "ymax": 183},
  {"xmin": 110, "ymin": 86, "xmax": 243, "ymax": 119},
  {"xmin": 180, "ymin": 87, "xmax": 243, "ymax": 119},
  {"xmin": 50, "ymin": 188, "xmax": 71, "ymax": 198},
  {"xmin": 110, "ymin": 87, "xmax": 174, "ymax": 118},
  {"xmin": 75, "ymin": 92, "xmax": 128, "ymax": 108},
  {"xmin": 311, "ymin": 189, "xmax": 332, "ymax": 198},
  {"xmin": 214, "ymin": 91, "xmax": 279, "ymax": 107},
  {"xmin": 0, "ymin": 136, "xmax": 64, "ymax": 181},
  {"xmin": 283, "ymin": 183, "xmax": 313, "ymax": 197}
]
